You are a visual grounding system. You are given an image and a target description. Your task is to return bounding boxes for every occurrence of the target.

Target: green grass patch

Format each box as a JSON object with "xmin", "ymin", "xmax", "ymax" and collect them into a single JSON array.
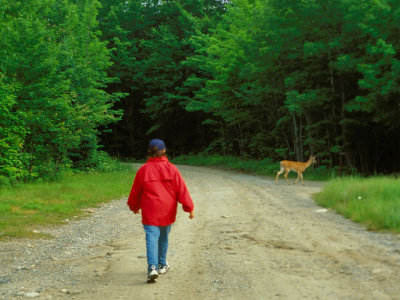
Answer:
[
  {"xmin": 314, "ymin": 177, "xmax": 400, "ymax": 233},
  {"xmin": 0, "ymin": 168, "xmax": 135, "ymax": 239},
  {"xmin": 172, "ymin": 153, "xmax": 334, "ymax": 181}
]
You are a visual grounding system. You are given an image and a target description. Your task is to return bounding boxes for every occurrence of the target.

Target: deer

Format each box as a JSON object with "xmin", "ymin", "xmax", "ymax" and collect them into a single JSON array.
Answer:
[{"xmin": 275, "ymin": 155, "xmax": 317, "ymax": 185}]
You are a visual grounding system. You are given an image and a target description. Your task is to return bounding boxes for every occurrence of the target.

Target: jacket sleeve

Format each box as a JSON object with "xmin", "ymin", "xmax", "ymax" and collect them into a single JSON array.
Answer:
[
  {"xmin": 127, "ymin": 169, "xmax": 143, "ymax": 212},
  {"xmin": 174, "ymin": 170, "xmax": 194, "ymax": 212}
]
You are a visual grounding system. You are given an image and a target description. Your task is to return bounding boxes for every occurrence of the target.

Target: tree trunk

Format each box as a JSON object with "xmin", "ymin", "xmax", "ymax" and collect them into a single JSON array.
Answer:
[
  {"xmin": 299, "ymin": 113, "xmax": 303, "ymax": 161},
  {"xmin": 340, "ymin": 75, "xmax": 353, "ymax": 167},
  {"xmin": 124, "ymin": 98, "xmax": 135, "ymax": 154},
  {"xmin": 237, "ymin": 122, "xmax": 244, "ymax": 158},
  {"xmin": 326, "ymin": 129, "xmax": 333, "ymax": 168},
  {"xmin": 304, "ymin": 110, "xmax": 313, "ymax": 156},
  {"xmin": 328, "ymin": 47, "xmax": 335, "ymax": 93},
  {"xmin": 292, "ymin": 114, "xmax": 299, "ymax": 160}
]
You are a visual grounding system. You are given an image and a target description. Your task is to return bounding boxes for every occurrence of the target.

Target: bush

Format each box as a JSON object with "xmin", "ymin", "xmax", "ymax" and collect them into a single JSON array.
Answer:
[
  {"xmin": 91, "ymin": 151, "xmax": 132, "ymax": 172},
  {"xmin": 0, "ymin": 175, "xmax": 11, "ymax": 187}
]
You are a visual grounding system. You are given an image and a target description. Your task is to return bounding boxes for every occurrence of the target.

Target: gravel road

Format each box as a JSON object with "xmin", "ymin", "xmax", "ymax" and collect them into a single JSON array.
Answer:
[{"xmin": 1, "ymin": 164, "xmax": 400, "ymax": 300}]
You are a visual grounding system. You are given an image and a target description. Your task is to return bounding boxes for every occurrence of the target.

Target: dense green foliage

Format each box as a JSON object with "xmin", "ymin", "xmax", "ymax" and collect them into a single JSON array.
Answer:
[
  {"xmin": 314, "ymin": 177, "xmax": 400, "ymax": 233},
  {"xmin": 98, "ymin": 0, "xmax": 400, "ymax": 175},
  {"xmin": 3, "ymin": 0, "xmax": 400, "ymax": 184},
  {"xmin": 183, "ymin": 0, "xmax": 400, "ymax": 173},
  {"xmin": 0, "ymin": 0, "xmax": 121, "ymax": 184},
  {"xmin": 98, "ymin": 0, "xmax": 226, "ymax": 158}
]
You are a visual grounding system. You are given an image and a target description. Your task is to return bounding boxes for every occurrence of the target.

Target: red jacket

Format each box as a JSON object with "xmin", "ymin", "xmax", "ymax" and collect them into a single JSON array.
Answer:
[{"xmin": 127, "ymin": 156, "xmax": 194, "ymax": 226}]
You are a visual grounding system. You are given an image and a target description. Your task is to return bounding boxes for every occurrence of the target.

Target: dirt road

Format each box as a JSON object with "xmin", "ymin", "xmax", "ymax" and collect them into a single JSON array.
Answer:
[{"xmin": 1, "ymin": 165, "xmax": 400, "ymax": 299}]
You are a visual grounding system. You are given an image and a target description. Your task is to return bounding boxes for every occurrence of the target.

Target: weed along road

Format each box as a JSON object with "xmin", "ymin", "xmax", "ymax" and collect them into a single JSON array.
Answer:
[{"xmin": 1, "ymin": 165, "xmax": 400, "ymax": 299}]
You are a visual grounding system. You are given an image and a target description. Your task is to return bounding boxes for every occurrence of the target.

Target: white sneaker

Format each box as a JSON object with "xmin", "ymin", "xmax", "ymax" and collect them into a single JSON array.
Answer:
[
  {"xmin": 147, "ymin": 265, "xmax": 158, "ymax": 283},
  {"xmin": 158, "ymin": 263, "xmax": 170, "ymax": 274}
]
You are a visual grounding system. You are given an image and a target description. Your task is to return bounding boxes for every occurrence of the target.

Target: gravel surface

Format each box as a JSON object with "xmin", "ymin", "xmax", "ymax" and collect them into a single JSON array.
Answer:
[
  {"xmin": 1, "ymin": 164, "xmax": 400, "ymax": 300},
  {"xmin": 0, "ymin": 195, "xmax": 138, "ymax": 299}
]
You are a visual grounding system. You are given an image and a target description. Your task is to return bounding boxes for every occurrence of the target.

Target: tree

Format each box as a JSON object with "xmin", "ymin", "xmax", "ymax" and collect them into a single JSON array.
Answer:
[
  {"xmin": 0, "ymin": 0, "xmax": 121, "ymax": 182},
  {"xmin": 98, "ymin": 0, "xmax": 225, "ymax": 157}
]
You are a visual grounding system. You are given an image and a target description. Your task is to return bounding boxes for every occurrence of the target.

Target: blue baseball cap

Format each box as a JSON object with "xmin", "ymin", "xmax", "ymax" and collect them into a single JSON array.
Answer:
[{"xmin": 148, "ymin": 139, "xmax": 166, "ymax": 150}]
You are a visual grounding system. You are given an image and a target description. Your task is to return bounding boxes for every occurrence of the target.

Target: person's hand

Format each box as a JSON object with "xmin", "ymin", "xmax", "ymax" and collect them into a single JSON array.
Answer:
[
  {"xmin": 133, "ymin": 209, "xmax": 140, "ymax": 214},
  {"xmin": 189, "ymin": 211, "xmax": 194, "ymax": 219}
]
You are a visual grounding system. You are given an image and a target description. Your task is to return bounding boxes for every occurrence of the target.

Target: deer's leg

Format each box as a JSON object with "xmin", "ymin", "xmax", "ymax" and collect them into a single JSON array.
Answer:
[
  {"xmin": 275, "ymin": 167, "xmax": 284, "ymax": 184},
  {"xmin": 300, "ymin": 173, "xmax": 304, "ymax": 185},
  {"xmin": 294, "ymin": 172, "xmax": 301, "ymax": 184},
  {"xmin": 284, "ymin": 169, "xmax": 290, "ymax": 185}
]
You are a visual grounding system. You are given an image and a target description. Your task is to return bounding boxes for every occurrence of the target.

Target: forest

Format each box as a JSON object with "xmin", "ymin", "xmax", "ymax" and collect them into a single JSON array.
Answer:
[{"xmin": 1, "ymin": 0, "xmax": 400, "ymax": 183}]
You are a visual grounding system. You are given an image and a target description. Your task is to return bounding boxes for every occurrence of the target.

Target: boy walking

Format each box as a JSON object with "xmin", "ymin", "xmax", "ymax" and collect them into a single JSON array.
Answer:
[{"xmin": 127, "ymin": 139, "xmax": 194, "ymax": 283}]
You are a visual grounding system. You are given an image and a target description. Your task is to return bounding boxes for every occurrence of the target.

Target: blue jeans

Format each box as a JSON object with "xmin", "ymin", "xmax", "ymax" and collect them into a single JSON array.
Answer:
[{"xmin": 143, "ymin": 225, "xmax": 171, "ymax": 271}]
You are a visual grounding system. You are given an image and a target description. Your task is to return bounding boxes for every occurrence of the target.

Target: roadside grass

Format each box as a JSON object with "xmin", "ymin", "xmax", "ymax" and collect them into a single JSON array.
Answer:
[
  {"xmin": 313, "ymin": 177, "xmax": 400, "ymax": 233},
  {"xmin": 172, "ymin": 153, "xmax": 334, "ymax": 181},
  {"xmin": 0, "ymin": 168, "xmax": 135, "ymax": 239}
]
